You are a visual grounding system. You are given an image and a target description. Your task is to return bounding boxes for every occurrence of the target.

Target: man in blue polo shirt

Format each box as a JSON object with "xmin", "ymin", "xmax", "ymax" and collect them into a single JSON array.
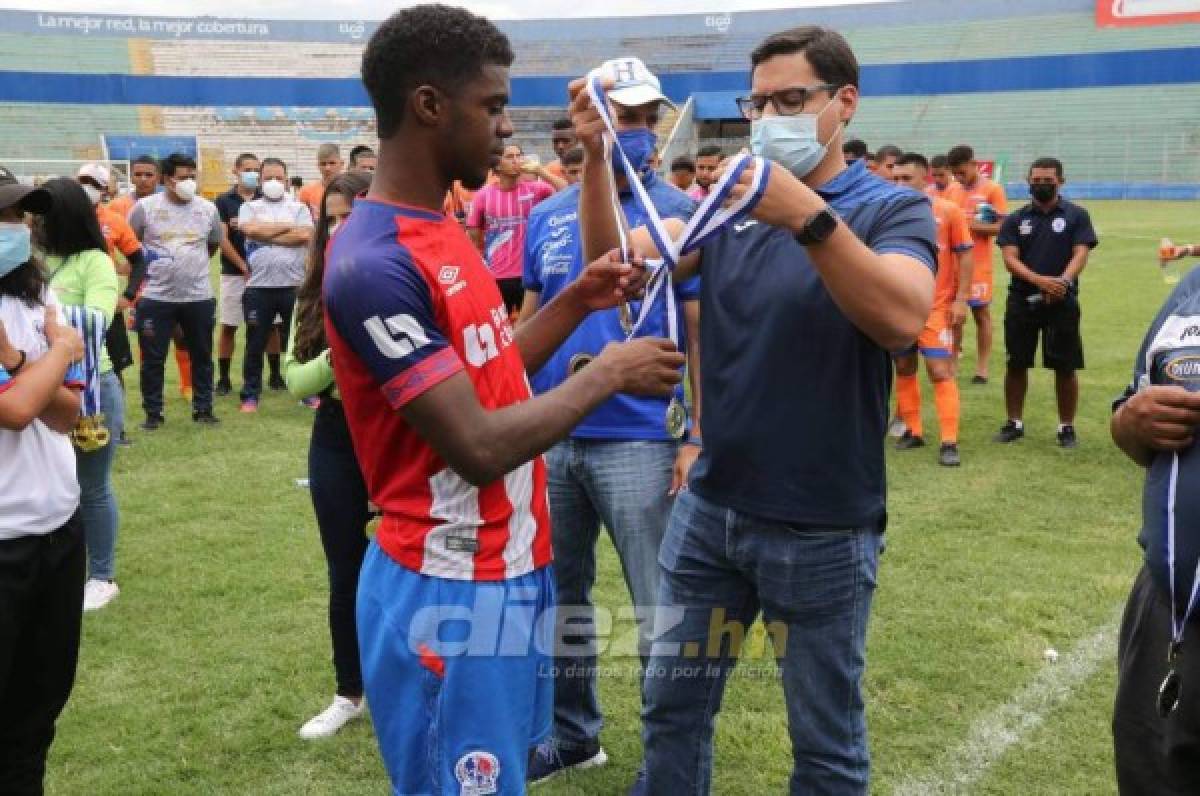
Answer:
[
  {"xmin": 572, "ymin": 26, "xmax": 936, "ymax": 794},
  {"xmin": 521, "ymin": 56, "xmax": 702, "ymax": 784},
  {"xmin": 994, "ymin": 157, "xmax": 1098, "ymax": 448}
]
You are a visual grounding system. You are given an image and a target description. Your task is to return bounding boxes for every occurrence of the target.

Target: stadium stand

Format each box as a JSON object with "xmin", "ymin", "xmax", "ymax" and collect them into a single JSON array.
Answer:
[{"xmin": 0, "ymin": 0, "xmax": 1197, "ymax": 196}]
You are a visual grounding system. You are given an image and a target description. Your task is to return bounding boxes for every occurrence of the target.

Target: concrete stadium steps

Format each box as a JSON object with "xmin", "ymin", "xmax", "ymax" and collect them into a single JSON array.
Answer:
[
  {"xmin": 0, "ymin": 32, "xmax": 130, "ymax": 74},
  {"xmin": 0, "ymin": 102, "xmax": 141, "ymax": 161}
]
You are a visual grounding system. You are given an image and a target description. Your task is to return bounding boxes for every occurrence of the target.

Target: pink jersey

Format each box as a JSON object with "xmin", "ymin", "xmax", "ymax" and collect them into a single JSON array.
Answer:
[{"xmin": 466, "ymin": 181, "xmax": 554, "ymax": 280}]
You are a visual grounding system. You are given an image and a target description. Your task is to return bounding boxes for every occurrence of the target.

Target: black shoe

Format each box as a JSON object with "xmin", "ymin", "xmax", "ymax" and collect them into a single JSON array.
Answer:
[
  {"xmin": 268, "ymin": 374, "xmax": 287, "ymax": 391},
  {"xmin": 215, "ymin": 379, "xmax": 232, "ymax": 396},
  {"xmin": 192, "ymin": 410, "xmax": 220, "ymax": 425},
  {"xmin": 971, "ymin": 375, "xmax": 988, "ymax": 385},
  {"xmin": 993, "ymin": 420, "xmax": 1024, "ymax": 443},
  {"xmin": 895, "ymin": 431, "xmax": 925, "ymax": 450},
  {"xmin": 140, "ymin": 413, "xmax": 164, "ymax": 431},
  {"xmin": 527, "ymin": 738, "xmax": 608, "ymax": 785},
  {"xmin": 1057, "ymin": 425, "xmax": 1078, "ymax": 449},
  {"xmin": 939, "ymin": 443, "xmax": 961, "ymax": 467}
]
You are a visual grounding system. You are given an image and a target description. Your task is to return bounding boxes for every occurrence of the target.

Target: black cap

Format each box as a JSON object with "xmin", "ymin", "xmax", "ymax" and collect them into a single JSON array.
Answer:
[{"xmin": 0, "ymin": 166, "xmax": 52, "ymax": 214}]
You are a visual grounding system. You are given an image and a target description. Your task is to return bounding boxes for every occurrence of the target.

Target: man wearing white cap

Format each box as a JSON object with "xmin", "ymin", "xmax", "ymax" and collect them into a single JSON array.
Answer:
[
  {"xmin": 76, "ymin": 164, "xmax": 148, "ymax": 307},
  {"xmin": 522, "ymin": 56, "xmax": 702, "ymax": 784}
]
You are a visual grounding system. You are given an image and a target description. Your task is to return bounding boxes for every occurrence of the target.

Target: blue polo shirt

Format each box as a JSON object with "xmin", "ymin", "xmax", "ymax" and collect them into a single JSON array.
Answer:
[
  {"xmin": 689, "ymin": 160, "xmax": 937, "ymax": 528},
  {"xmin": 214, "ymin": 186, "xmax": 260, "ymax": 276},
  {"xmin": 524, "ymin": 174, "xmax": 697, "ymax": 440},
  {"xmin": 996, "ymin": 197, "xmax": 1097, "ymax": 297}
]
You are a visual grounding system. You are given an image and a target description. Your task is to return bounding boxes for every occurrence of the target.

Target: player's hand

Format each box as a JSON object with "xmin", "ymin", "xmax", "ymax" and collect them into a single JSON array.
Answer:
[
  {"xmin": 1039, "ymin": 276, "xmax": 1068, "ymax": 299},
  {"xmin": 43, "ymin": 305, "xmax": 84, "ymax": 363},
  {"xmin": 567, "ymin": 76, "xmax": 611, "ymax": 159},
  {"xmin": 727, "ymin": 159, "xmax": 825, "ymax": 233},
  {"xmin": 950, "ymin": 298, "xmax": 969, "ymax": 328},
  {"xmin": 568, "ymin": 248, "xmax": 650, "ymax": 311},
  {"xmin": 670, "ymin": 442, "xmax": 700, "ymax": 495},
  {"xmin": 1120, "ymin": 386, "xmax": 1200, "ymax": 451},
  {"xmin": 0, "ymin": 319, "xmax": 18, "ymax": 371},
  {"xmin": 117, "ymin": 296, "xmax": 133, "ymax": 313},
  {"xmin": 597, "ymin": 338, "xmax": 685, "ymax": 397}
]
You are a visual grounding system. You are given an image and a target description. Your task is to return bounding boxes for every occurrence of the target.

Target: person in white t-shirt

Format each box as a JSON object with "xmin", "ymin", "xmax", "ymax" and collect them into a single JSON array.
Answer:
[
  {"xmin": 236, "ymin": 157, "xmax": 313, "ymax": 413},
  {"xmin": 0, "ymin": 171, "xmax": 87, "ymax": 792}
]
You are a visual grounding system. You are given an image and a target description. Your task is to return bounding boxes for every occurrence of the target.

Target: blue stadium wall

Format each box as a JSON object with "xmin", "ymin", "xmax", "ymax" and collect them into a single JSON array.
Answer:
[{"xmin": 0, "ymin": 0, "xmax": 1197, "ymax": 197}]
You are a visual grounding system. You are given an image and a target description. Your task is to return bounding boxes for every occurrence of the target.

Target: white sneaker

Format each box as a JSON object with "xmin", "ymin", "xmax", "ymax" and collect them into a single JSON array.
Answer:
[
  {"xmin": 82, "ymin": 579, "xmax": 119, "ymax": 612},
  {"xmin": 298, "ymin": 696, "xmax": 365, "ymax": 740},
  {"xmin": 887, "ymin": 415, "xmax": 908, "ymax": 438}
]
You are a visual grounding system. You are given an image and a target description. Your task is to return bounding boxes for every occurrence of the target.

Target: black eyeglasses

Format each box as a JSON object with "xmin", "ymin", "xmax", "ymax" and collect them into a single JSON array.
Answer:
[{"xmin": 736, "ymin": 84, "xmax": 840, "ymax": 121}]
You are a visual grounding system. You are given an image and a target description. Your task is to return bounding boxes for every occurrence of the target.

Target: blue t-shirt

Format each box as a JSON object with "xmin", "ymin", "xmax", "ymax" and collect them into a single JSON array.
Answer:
[
  {"xmin": 688, "ymin": 160, "xmax": 937, "ymax": 528},
  {"xmin": 524, "ymin": 174, "xmax": 697, "ymax": 440},
  {"xmin": 1115, "ymin": 267, "xmax": 1200, "ymax": 615}
]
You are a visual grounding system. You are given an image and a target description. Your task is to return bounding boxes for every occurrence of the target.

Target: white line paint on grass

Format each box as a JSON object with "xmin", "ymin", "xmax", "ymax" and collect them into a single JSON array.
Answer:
[{"xmin": 892, "ymin": 612, "xmax": 1120, "ymax": 796}]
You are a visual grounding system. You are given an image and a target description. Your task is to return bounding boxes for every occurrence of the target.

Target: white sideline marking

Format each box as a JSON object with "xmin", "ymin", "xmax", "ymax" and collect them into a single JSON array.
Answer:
[{"xmin": 892, "ymin": 613, "xmax": 1119, "ymax": 796}]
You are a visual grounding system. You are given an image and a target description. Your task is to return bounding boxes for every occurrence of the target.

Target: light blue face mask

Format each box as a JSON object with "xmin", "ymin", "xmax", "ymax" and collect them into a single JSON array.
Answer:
[
  {"xmin": 240, "ymin": 171, "xmax": 260, "ymax": 189},
  {"xmin": 750, "ymin": 96, "xmax": 842, "ymax": 180},
  {"xmin": 0, "ymin": 222, "xmax": 31, "ymax": 278}
]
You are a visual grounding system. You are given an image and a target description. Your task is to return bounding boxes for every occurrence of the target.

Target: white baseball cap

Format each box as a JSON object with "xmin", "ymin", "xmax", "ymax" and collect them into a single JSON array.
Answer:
[
  {"xmin": 76, "ymin": 162, "xmax": 111, "ymax": 189},
  {"xmin": 595, "ymin": 57, "xmax": 676, "ymax": 110}
]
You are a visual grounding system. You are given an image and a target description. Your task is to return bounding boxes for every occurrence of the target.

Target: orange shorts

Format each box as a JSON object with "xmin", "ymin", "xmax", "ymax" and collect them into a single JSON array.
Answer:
[
  {"xmin": 968, "ymin": 250, "xmax": 993, "ymax": 307},
  {"xmin": 916, "ymin": 305, "xmax": 955, "ymax": 359}
]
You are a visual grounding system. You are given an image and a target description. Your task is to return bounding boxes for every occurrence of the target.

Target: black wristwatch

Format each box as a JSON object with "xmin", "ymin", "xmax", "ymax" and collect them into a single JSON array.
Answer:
[
  {"xmin": 794, "ymin": 205, "xmax": 839, "ymax": 246},
  {"xmin": 3, "ymin": 349, "xmax": 26, "ymax": 375}
]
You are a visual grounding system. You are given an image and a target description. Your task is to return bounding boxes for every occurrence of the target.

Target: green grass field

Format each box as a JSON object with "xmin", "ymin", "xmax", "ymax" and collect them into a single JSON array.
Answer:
[{"xmin": 46, "ymin": 201, "xmax": 1195, "ymax": 794}]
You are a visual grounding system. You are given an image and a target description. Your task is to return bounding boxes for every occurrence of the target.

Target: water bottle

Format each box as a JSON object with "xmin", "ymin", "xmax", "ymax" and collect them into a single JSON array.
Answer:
[
  {"xmin": 975, "ymin": 202, "xmax": 997, "ymax": 224},
  {"xmin": 1161, "ymin": 237, "xmax": 1181, "ymax": 285}
]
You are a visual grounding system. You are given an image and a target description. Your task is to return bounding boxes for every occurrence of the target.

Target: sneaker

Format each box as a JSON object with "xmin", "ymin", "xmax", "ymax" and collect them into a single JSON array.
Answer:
[
  {"xmin": 193, "ymin": 410, "xmax": 220, "ymax": 424},
  {"xmin": 895, "ymin": 431, "xmax": 925, "ymax": 450},
  {"xmin": 939, "ymin": 443, "xmax": 961, "ymax": 467},
  {"xmin": 527, "ymin": 738, "xmax": 608, "ymax": 785},
  {"xmin": 1057, "ymin": 425, "xmax": 1078, "ymax": 449},
  {"xmin": 887, "ymin": 415, "xmax": 907, "ymax": 438},
  {"xmin": 269, "ymin": 374, "xmax": 287, "ymax": 391},
  {"xmin": 215, "ymin": 379, "xmax": 232, "ymax": 396},
  {"xmin": 971, "ymin": 375, "xmax": 988, "ymax": 385},
  {"xmin": 240, "ymin": 399, "xmax": 258, "ymax": 414},
  {"xmin": 993, "ymin": 420, "xmax": 1025, "ymax": 443},
  {"xmin": 298, "ymin": 695, "xmax": 365, "ymax": 740},
  {"xmin": 83, "ymin": 579, "xmax": 119, "ymax": 612},
  {"xmin": 140, "ymin": 413, "xmax": 164, "ymax": 431}
]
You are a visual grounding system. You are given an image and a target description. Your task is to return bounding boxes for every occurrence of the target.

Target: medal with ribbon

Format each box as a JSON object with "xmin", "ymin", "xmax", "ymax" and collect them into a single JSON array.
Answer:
[
  {"xmin": 584, "ymin": 70, "xmax": 772, "ymax": 439},
  {"xmin": 1159, "ymin": 451, "xmax": 1200, "ymax": 717},
  {"xmin": 62, "ymin": 304, "xmax": 110, "ymax": 452}
]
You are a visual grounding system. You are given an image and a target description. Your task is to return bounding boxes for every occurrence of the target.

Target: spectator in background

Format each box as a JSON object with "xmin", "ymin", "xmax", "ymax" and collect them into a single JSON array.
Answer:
[
  {"xmin": 843, "ymin": 137, "xmax": 868, "ymax": 165},
  {"xmin": 865, "ymin": 152, "xmax": 878, "ymax": 173},
  {"xmin": 561, "ymin": 147, "xmax": 585, "ymax": 185},
  {"xmin": 297, "ymin": 144, "xmax": 344, "ymax": 219},
  {"xmin": 237, "ymin": 157, "xmax": 312, "ymax": 413},
  {"xmin": 285, "ymin": 170, "xmax": 372, "ymax": 740},
  {"xmin": 348, "ymin": 145, "xmax": 377, "ymax": 173},
  {"xmin": 0, "ymin": 172, "xmax": 87, "ymax": 793},
  {"xmin": 669, "ymin": 155, "xmax": 696, "ymax": 193},
  {"xmin": 874, "ymin": 144, "xmax": 902, "ymax": 179},
  {"xmin": 467, "ymin": 143, "xmax": 555, "ymax": 314},
  {"xmin": 128, "ymin": 152, "xmax": 222, "ymax": 429},
  {"xmin": 545, "ymin": 117, "xmax": 576, "ymax": 181},
  {"xmin": 107, "ymin": 154, "xmax": 159, "ymax": 219},
  {"xmin": 928, "ymin": 154, "xmax": 965, "ymax": 204},
  {"xmin": 213, "ymin": 153, "xmax": 260, "ymax": 396},
  {"xmin": 994, "ymin": 157, "xmax": 1096, "ymax": 447},
  {"xmin": 39, "ymin": 178, "xmax": 123, "ymax": 611},
  {"xmin": 948, "ymin": 143, "xmax": 1008, "ymax": 384},
  {"xmin": 693, "ymin": 144, "xmax": 722, "ymax": 198}
]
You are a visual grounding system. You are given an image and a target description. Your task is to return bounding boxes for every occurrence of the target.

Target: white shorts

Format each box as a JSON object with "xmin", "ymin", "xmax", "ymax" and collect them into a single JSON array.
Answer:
[{"xmin": 219, "ymin": 274, "xmax": 246, "ymax": 327}]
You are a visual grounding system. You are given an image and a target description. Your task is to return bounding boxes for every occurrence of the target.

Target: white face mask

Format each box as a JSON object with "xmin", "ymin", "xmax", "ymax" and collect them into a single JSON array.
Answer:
[
  {"xmin": 262, "ymin": 178, "xmax": 287, "ymax": 201},
  {"xmin": 173, "ymin": 178, "xmax": 197, "ymax": 201},
  {"xmin": 81, "ymin": 183, "xmax": 103, "ymax": 206},
  {"xmin": 750, "ymin": 95, "xmax": 842, "ymax": 180}
]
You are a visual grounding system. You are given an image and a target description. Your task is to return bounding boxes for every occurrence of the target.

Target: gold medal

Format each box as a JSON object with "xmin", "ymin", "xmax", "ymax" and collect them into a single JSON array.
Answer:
[
  {"xmin": 665, "ymin": 397, "xmax": 688, "ymax": 440},
  {"xmin": 569, "ymin": 353, "xmax": 594, "ymax": 375},
  {"xmin": 70, "ymin": 414, "xmax": 110, "ymax": 452}
]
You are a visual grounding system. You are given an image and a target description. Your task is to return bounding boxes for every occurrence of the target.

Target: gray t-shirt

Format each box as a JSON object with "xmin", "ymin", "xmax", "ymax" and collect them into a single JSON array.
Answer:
[
  {"xmin": 238, "ymin": 197, "xmax": 313, "ymax": 288},
  {"xmin": 129, "ymin": 193, "xmax": 222, "ymax": 302}
]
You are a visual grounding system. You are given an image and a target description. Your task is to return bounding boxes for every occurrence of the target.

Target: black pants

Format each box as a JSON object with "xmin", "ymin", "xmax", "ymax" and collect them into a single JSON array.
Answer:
[
  {"xmin": 308, "ymin": 399, "xmax": 370, "ymax": 697},
  {"xmin": 1114, "ymin": 564, "xmax": 1200, "ymax": 794},
  {"xmin": 241, "ymin": 287, "xmax": 296, "ymax": 402},
  {"xmin": 0, "ymin": 514, "xmax": 85, "ymax": 795},
  {"xmin": 137, "ymin": 297, "xmax": 216, "ymax": 416}
]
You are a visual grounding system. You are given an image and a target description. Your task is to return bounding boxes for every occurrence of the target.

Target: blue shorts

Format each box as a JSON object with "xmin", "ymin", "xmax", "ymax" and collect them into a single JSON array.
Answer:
[{"xmin": 356, "ymin": 541, "xmax": 555, "ymax": 795}]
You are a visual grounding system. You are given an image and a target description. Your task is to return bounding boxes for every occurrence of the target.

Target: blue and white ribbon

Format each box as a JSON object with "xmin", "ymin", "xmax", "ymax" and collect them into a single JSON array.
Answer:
[
  {"xmin": 1166, "ymin": 453, "xmax": 1200, "ymax": 649},
  {"xmin": 61, "ymin": 304, "xmax": 106, "ymax": 417}
]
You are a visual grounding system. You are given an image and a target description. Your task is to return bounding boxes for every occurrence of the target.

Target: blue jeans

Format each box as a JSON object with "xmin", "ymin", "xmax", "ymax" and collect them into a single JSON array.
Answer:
[
  {"xmin": 545, "ymin": 438, "xmax": 677, "ymax": 750},
  {"xmin": 76, "ymin": 370, "xmax": 124, "ymax": 581},
  {"xmin": 642, "ymin": 489, "xmax": 882, "ymax": 795}
]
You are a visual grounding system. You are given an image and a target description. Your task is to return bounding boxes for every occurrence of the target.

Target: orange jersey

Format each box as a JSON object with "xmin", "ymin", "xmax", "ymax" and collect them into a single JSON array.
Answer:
[
  {"xmin": 931, "ymin": 196, "xmax": 972, "ymax": 308},
  {"xmin": 926, "ymin": 181, "xmax": 965, "ymax": 205},
  {"xmin": 95, "ymin": 203, "xmax": 141, "ymax": 260},
  {"xmin": 297, "ymin": 181, "xmax": 326, "ymax": 219},
  {"xmin": 545, "ymin": 160, "xmax": 566, "ymax": 180},
  {"xmin": 956, "ymin": 176, "xmax": 1006, "ymax": 251},
  {"xmin": 106, "ymin": 194, "xmax": 136, "ymax": 220}
]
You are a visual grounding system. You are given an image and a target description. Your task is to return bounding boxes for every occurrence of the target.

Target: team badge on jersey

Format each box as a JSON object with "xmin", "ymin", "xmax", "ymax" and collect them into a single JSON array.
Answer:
[{"xmin": 455, "ymin": 750, "xmax": 500, "ymax": 795}]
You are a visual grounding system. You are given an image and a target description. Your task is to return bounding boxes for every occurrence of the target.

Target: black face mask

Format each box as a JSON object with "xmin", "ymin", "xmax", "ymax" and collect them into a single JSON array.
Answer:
[{"xmin": 1030, "ymin": 183, "xmax": 1057, "ymax": 203}]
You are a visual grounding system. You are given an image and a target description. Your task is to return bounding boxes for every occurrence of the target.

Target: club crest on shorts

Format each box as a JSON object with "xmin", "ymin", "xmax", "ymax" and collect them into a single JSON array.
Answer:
[{"xmin": 455, "ymin": 750, "xmax": 499, "ymax": 795}]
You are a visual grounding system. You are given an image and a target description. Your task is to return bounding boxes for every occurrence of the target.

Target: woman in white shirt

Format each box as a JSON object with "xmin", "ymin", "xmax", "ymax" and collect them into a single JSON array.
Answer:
[{"xmin": 0, "ymin": 172, "xmax": 86, "ymax": 792}]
